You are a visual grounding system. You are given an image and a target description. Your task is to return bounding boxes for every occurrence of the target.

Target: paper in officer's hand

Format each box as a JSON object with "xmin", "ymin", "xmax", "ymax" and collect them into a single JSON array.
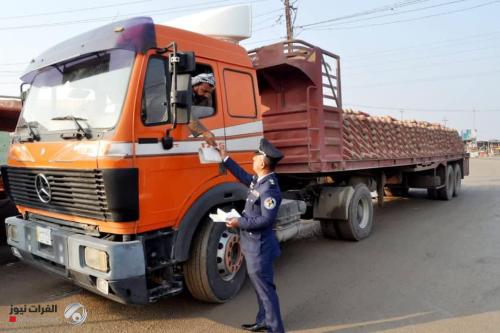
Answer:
[
  {"xmin": 198, "ymin": 146, "xmax": 222, "ymax": 164},
  {"xmin": 209, "ymin": 208, "xmax": 241, "ymax": 223}
]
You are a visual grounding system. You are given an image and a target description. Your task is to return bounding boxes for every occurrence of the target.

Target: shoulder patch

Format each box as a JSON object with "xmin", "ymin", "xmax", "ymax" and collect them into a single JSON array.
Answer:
[
  {"xmin": 269, "ymin": 178, "xmax": 275, "ymax": 185},
  {"xmin": 263, "ymin": 197, "xmax": 277, "ymax": 210}
]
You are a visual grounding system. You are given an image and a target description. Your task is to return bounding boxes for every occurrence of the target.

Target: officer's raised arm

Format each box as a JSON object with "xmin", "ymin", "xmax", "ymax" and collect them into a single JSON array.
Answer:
[{"xmin": 219, "ymin": 143, "xmax": 254, "ymax": 186}]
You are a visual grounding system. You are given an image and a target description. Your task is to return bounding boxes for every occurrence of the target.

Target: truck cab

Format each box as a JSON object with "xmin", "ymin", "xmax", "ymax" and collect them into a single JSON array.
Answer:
[{"xmin": 2, "ymin": 16, "xmax": 262, "ymax": 304}]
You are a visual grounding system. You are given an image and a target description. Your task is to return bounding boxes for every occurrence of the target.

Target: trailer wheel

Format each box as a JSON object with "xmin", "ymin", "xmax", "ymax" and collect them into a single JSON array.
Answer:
[
  {"xmin": 336, "ymin": 184, "xmax": 373, "ymax": 241},
  {"xmin": 453, "ymin": 164, "xmax": 462, "ymax": 197},
  {"xmin": 320, "ymin": 219, "xmax": 344, "ymax": 239},
  {"xmin": 438, "ymin": 165, "xmax": 455, "ymax": 201},
  {"xmin": 184, "ymin": 217, "xmax": 246, "ymax": 303}
]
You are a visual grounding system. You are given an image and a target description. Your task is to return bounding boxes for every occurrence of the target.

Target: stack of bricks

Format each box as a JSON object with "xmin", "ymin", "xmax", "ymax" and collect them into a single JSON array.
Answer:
[{"xmin": 342, "ymin": 109, "xmax": 465, "ymax": 161}]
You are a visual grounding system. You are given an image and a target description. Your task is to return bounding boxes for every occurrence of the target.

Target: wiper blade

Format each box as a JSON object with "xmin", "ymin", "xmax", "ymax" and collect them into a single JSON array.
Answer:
[
  {"xmin": 18, "ymin": 121, "xmax": 41, "ymax": 142},
  {"xmin": 51, "ymin": 116, "xmax": 92, "ymax": 139}
]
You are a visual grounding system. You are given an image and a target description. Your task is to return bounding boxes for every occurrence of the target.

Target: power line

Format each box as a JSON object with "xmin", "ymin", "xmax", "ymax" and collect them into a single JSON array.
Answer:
[
  {"xmin": 0, "ymin": 0, "xmax": 152, "ymax": 20},
  {"xmin": 343, "ymin": 44, "xmax": 500, "ymax": 70},
  {"xmin": 344, "ymin": 69, "xmax": 500, "ymax": 89},
  {"xmin": 307, "ymin": 0, "xmax": 500, "ymax": 31},
  {"xmin": 344, "ymin": 104, "xmax": 500, "ymax": 112},
  {"xmin": 309, "ymin": 0, "xmax": 472, "ymax": 29},
  {"xmin": 253, "ymin": 7, "xmax": 282, "ymax": 19},
  {"xmin": 343, "ymin": 30, "xmax": 500, "ymax": 60},
  {"xmin": 297, "ymin": 0, "xmax": 433, "ymax": 29},
  {"xmin": 0, "ymin": 0, "xmax": 259, "ymax": 31},
  {"xmin": 345, "ymin": 53, "xmax": 500, "ymax": 76}
]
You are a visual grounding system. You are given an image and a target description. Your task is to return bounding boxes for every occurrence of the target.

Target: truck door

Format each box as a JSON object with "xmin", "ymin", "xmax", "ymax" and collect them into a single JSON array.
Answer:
[
  {"xmin": 133, "ymin": 54, "xmax": 226, "ymax": 231},
  {"xmin": 218, "ymin": 65, "xmax": 263, "ymax": 163}
]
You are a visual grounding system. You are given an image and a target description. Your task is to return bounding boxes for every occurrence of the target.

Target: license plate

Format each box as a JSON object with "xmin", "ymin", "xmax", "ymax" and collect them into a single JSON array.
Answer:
[{"xmin": 36, "ymin": 226, "xmax": 52, "ymax": 246}]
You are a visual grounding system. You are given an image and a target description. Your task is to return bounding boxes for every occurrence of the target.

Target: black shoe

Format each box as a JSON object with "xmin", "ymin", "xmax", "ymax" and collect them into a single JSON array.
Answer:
[{"xmin": 241, "ymin": 323, "xmax": 269, "ymax": 332}]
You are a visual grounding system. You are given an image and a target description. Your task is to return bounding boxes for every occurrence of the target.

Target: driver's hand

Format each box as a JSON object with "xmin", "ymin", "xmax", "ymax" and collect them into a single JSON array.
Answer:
[{"xmin": 202, "ymin": 131, "xmax": 217, "ymax": 147}]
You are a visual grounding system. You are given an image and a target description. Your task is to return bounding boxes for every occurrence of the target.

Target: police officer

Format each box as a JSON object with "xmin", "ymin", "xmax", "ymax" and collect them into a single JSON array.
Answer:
[{"xmin": 220, "ymin": 138, "xmax": 285, "ymax": 333}]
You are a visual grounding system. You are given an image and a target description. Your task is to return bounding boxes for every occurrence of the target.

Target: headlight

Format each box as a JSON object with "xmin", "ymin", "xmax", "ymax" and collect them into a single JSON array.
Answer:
[
  {"xmin": 7, "ymin": 224, "xmax": 18, "ymax": 241},
  {"xmin": 84, "ymin": 247, "xmax": 109, "ymax": 272}
]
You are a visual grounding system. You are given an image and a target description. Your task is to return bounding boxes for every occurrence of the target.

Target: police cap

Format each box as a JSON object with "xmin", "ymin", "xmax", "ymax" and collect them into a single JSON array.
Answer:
[{"xmin": 256, "ymin": 138, "xmax": 284, "ymax": 164}]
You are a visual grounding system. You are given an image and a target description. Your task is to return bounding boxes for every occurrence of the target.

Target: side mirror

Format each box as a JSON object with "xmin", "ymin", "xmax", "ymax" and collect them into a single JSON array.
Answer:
[
  {"xmin": 170, "ymin": 73, "xmax": 192, "ymax": 124},
  {"xmin": 20, "ymin": 83, "xmax": 31, "ymax": 106},
  {"xmin": 170, "ymin": 52, "xmax": 196, "ymax": 74}
]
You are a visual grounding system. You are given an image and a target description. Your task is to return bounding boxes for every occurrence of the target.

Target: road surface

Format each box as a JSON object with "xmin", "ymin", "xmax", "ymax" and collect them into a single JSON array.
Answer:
[{"xmin": 1, "ymin": 158, "xmax": 500, "ymax": 333}]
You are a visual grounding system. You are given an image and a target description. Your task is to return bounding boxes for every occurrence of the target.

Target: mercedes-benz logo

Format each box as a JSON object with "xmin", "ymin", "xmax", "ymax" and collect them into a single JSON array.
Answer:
[{"xmin": 35, "ymin": 174, "xmax": 52, "ymax": 203}]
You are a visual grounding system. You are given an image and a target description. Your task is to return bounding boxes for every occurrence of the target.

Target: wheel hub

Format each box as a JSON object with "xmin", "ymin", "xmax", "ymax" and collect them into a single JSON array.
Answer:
[
  {"xmin": 357, "ymin": 199, "xmax": 370, "ymax": 229},
  {"xmin": 217, "ymin": 230, "xmax": 244, "ymax": 281}
]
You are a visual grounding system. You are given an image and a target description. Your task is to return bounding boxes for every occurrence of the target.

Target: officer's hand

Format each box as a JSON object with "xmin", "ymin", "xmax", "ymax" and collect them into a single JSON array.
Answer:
[{"xmin": 225, "ymin": 217, "xmax": 240, "ymax": 228}]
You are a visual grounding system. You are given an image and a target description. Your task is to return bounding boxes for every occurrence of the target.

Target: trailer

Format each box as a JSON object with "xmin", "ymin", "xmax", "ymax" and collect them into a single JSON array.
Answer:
[
  {"xmin": 250, "ymin": 40, "xmax": 467, "ymax": 240},
  {"xmin": 1, "ymin": 9, "xmax": 467, "ymax": 305},
  {"xmin": 0, "ymin": 97, "xmax": 21, "ymax": 246}
]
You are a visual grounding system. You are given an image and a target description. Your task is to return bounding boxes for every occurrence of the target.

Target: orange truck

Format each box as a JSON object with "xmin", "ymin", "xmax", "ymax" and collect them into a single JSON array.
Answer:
[{"xmin": 2, "ymin": 16, "xmax": 467, "ymax": 304}]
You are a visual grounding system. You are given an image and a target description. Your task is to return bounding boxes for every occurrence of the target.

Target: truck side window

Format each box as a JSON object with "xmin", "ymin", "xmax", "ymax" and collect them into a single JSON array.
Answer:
[
  {"xmin": 191, "ymin": 64, "xmax": 216, "ymax": 120},
  {"xmin": 142, "ymin": 57, "xmax": 170, "ymax": 125},
  {"xmin": 223, "ymin": 69, "xmax": 257, "ymax": 118}
]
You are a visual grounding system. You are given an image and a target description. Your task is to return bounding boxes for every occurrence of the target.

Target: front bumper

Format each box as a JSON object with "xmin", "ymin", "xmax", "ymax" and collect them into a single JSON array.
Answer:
[{"xmin": 5, "ymin": 216, "xmax": 149, "ymax": 304}]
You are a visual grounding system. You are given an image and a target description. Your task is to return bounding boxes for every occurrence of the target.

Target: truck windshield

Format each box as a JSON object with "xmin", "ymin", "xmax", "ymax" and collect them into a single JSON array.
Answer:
[{"xmin": 18, "ymin": 49, "xmax": 135, "ymax": 134}]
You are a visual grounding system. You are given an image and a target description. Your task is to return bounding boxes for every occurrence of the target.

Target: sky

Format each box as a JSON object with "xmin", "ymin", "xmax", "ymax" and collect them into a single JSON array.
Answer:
[{"xmin": 0, "ymin": 0, "xmax": 499, "ymax": 139}]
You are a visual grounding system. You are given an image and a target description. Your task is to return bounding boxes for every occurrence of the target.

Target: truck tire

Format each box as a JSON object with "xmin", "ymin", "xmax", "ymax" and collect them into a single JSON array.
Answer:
[
  {"xmin": 438, "ymin": 165, "xmax": 455, "ymax": 201},
  {"xmin": 453, "ymin": 164, "xmax": 462, "ymax": 197},
  {"xmin": 336, "ymin": 184, "xmax": 373, "ymax": 241},
  {"xmin": 184, "ymin": 217, "xmax": 246, "ymax": 303},
  {"xmin": 320, "ymin": 219, "xmax": 344, "ymax": 239}
]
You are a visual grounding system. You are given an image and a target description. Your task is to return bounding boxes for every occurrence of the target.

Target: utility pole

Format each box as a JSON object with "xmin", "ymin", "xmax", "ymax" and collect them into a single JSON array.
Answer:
[
  {"xmin": 399, "ymin": 109, "xmax": 404, "ymax": 121},
  {"xmin": 472, "ymin": 108, "xmax": 476, "ymax": 131},
  {"xmin": 442, "ymin": 117, "xmax": 448, "ymax": 127},
  {"xmin": 284, "ymin": 0, "xmax": 294, "ymax": 40}
]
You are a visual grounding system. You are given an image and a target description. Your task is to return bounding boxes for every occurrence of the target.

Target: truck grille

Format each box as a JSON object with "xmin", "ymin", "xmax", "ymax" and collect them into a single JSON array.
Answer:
[{"xmin": 4, "ymin": 167, "xmax": 111, "ymax": 221}]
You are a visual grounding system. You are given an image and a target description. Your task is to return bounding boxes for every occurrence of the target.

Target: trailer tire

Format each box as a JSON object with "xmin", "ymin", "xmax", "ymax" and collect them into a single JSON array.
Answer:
[
  {"xmin": 184, "ymin": 217, "xmax": 246, "ymax": 303},
  {"xmin": 336, "ymin": 184, "xmax": 373, "ymax": 241},
  {"xmin": 438, "ymin": 165, "xmax": 455, "ymax": 201},
  {"xmin": 320, "ymin": 219, "xmax": 344, "ymax": 239},
  {"xmin": 453, "ymin": 164, "xmax": 462, "ymax": 197}
]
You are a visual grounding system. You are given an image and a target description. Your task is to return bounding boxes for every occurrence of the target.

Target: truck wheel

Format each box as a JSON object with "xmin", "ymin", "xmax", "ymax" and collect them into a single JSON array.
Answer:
[
  {"xmin": 438, "ymin": 165, "xmax": 455, "ymax": 201},
  {"xmin": 320, "ymin": 219, "xmax": 344, "ymax": 239},
  {"xmin": 184, "ymin": 217, "xmax": 246, "ymax": 303},
  {"xmin": 336, "ymin": 184, "xmax": 373, "ymax": 241},
  {"xmin": 453, "ymin": 164, "xmax": 462, "ymax": 197}
]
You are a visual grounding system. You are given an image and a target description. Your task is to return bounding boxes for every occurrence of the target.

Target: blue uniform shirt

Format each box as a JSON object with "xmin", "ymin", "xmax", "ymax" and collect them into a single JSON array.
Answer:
[{"xmin": 223, "ymin": 157, "xmax": 282, "ymax": 259}]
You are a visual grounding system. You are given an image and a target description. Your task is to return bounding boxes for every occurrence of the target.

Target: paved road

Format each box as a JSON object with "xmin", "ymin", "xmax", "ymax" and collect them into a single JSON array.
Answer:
[{"xmin": 1, "ymin": 158, "xmax": 500, "ymax": 333}]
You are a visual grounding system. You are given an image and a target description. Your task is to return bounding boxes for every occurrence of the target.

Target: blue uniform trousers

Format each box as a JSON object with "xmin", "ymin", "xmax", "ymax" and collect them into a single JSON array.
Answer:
[{"xmin": 245, "ymin": 249, "xmax": 284, "ymax": 333}]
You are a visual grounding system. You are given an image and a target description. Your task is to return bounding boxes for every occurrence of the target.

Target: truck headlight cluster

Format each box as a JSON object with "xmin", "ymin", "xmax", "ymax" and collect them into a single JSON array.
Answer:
[
  {"xmin": 84, "ymin": 247, "xmax": 109, "ymax": 272},
  {"xmin": 7, "ymin": 224, "xmax": 18, "ymax": 241}
]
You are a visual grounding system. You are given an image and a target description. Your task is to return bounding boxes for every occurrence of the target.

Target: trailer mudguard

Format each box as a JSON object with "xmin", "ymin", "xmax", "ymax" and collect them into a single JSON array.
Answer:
[{"xmin": 173, "ymin": 182, "xmax": 247, "ymax": 262}]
